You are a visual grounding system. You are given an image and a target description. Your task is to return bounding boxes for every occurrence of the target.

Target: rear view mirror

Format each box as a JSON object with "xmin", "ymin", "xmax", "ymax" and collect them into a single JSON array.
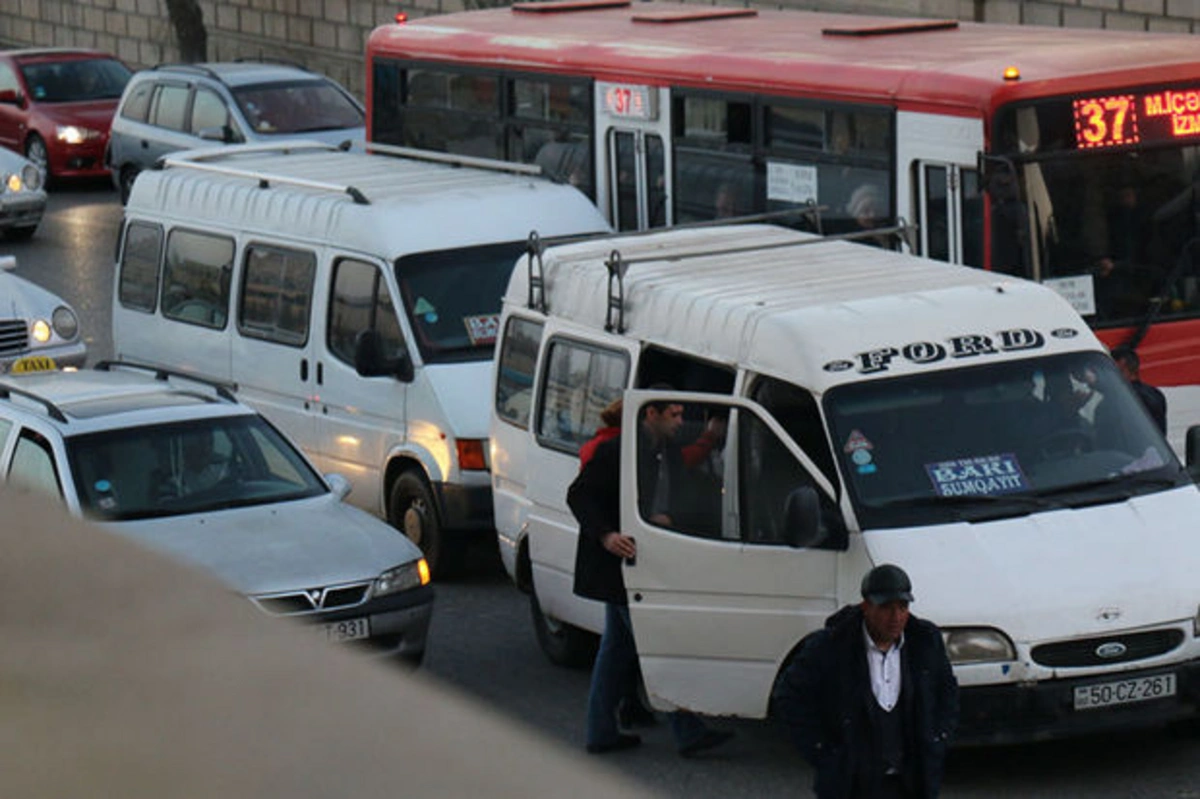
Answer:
[{"xmin": 354, "ymin": 329, "xmax": 415, "ymax": 382}]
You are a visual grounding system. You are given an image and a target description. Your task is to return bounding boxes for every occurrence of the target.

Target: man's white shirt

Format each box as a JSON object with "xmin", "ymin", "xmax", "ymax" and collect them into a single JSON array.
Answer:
[{"xmin": 864, "ymin": 625, "xmax": 905, "ymax": 711}]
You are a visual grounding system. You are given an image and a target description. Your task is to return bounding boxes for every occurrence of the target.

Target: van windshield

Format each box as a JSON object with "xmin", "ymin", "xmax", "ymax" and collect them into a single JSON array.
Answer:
[
  {"xmin": 395, "ymin": 242, "xmax": 525, "ymax": 364},
  {"xmin": 823, "ymin": 352, "xmax": 1188, "ymax": 529}
]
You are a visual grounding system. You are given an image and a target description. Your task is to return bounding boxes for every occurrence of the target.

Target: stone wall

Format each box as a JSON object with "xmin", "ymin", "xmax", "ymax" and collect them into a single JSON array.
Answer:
[{"xmin": 1, "ymin": 0, "xmax": 1197, "ymax": 101}]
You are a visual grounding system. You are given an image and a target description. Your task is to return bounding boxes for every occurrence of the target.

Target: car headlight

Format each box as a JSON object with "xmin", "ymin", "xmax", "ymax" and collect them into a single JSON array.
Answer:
[
  {"xmin": 373, "ymin": 558, "xmax": 431, "ymax": 597},
  {"xmin": 56, "ymin": 125, "xmax": 101, "ymax": 145},
  {"xmin": 52, "ymin": 306, "xmax": 78, "ymax": 340},
  {"xmin": 21, "ymin": 164, "xmax": 41, "ymax": 191},
  {"xmin": 942, "ymin": 627, "xmax": 1016, "ymax": 664},
  {"xmin": 4, "ymin": 172, "xmax": 19, "ymax": 192},
  {"xmin": 31, "ymin": 318, "xmax": 52, "ymax": 344}
]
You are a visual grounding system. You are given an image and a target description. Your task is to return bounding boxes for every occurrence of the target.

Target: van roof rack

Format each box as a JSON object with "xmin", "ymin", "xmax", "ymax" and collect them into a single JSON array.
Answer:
[
  {"xmin": 157, "ymin": 144, "xmax": 372, "ymax": 205},
  {"xmin": 364, "ymin": 141, "xmax": 543, "ymax": 177},
  {"xmin": 0, "ymin": 381, "xmax": 67, "ymax": 423},
  {"xmin": 95, "ymin": 360, "xmax": 239, "ymax": 402}
]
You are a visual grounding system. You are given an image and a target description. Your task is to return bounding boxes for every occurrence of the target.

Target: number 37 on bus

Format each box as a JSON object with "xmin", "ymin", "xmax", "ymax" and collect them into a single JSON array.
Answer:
[{"xmin": 367, "ymin": 2, "xmax": 1200, "ymax": 448}]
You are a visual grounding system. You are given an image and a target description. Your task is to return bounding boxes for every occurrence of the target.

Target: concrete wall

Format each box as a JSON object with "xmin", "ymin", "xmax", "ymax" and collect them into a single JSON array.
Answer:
[{"xmin": 0, "ymin": 0, "xmax": 1197, "ymax": 101}]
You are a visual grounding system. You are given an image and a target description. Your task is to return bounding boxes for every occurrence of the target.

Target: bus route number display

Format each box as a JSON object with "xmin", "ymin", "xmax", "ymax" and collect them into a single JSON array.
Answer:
[
  {"xmin": 599, "ymin": 82, "xmax": 657, "ymax": 121},
  {"xmin": 1073, "ymin": 89, "xmax": 1200, "ymax": 150}
]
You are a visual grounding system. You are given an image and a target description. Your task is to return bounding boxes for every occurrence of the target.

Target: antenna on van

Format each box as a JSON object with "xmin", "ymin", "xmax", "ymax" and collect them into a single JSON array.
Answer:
[
  {"xmin": 604, "ymin": 250, "xmax": 627, "ymax": 334},
  {"xmin": 526, "ymin": 231, "xmax": 549, "ymax": 313}
]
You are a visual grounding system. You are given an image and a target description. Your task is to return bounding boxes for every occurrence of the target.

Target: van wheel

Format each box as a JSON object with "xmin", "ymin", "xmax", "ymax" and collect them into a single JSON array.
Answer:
[
  {"xmin": 531, "ymin": 587, "xmax": 598, "ymax": 669},
  {"xmin": 119, "ymin": 166, "xmax": 140, "ymax": 205},
  {"xmin": 389, "ymin": 470, "xmax": 461, "ymax": 578}
]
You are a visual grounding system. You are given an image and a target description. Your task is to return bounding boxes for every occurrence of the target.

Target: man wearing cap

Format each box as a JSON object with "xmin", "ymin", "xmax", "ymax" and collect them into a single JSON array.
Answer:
[{"xmin": 772, "ymin": 564, "xmax": 958, "ymax": 799}]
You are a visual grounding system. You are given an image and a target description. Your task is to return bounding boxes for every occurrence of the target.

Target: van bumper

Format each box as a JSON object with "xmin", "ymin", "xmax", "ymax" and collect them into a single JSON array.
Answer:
[
  {"xmin": 432, "ymin": 481, "xmax": 494, "ymax": 532},
  {"xmin": 956, "ymin": 659, "xmax": 1200, "ymax": 745}
]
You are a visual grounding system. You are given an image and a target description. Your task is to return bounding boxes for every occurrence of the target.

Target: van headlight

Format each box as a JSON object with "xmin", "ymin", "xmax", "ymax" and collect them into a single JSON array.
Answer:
[
  {"xmin": 373, "ymin": 558, "xmax": 431, "ymax": 597},
  {"xmin": 942, "ymin": 627, "xmax": 1016, "ymax": 664}
]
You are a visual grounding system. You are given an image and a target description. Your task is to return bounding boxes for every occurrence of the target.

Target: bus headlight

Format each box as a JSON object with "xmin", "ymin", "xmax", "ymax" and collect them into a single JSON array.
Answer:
[{"xmin": 942, "ymin": 627, "xmax": 1015, "ymax": 664}]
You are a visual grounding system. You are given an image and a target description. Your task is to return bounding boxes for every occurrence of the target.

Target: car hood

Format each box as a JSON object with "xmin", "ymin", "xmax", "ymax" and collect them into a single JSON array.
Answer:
[
  {"xmin": 422, "ymin": 360, "xmax": 492, "ymax": 439},
  {"xmin": 37, "ymin": 100, "xmax": 120, "ymax": 130},
  {"xmin": 104, "ymin": 493, "xmax": 422, "ymax": 596},
  {"xmin": 0, "ymin": 272, "xmax": 65, "ymax": 318},
  {"xmin": 863, "ymin": 486, "xmax": 1200, "ymax": 642}
]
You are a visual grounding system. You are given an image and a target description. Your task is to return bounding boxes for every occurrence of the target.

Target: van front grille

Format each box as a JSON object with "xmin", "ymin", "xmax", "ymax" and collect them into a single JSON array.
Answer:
[
  {"xmin": 0, "ymin": 319, "xmax": 28, "ymax": 356},
  {"xmin": 1031, "ymin": 629, "xmax": 1183, "ymax": 668}
]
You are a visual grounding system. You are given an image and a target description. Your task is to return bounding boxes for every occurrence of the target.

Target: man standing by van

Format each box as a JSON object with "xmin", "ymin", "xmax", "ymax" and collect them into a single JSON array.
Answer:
[
  {"xmin": 567, "ymin": 389, "xmax": 734, "ymax": 757},
  {"xmin": 772, "ymin": 565, "xmax": 958, "ymax": 798}
]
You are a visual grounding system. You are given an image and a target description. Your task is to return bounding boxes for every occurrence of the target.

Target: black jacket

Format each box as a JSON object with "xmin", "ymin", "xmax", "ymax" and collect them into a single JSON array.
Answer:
[
  {"xmin": 1131, "ymin": 379, "xmax": 1167, "ymax": 434},
  {"xmin": 566, "ymin": 429, "xmax": 684, "ymax": 605},
  {"xmin": 772, "ymin": 605, "xmax": 959, "ymax": 799}
]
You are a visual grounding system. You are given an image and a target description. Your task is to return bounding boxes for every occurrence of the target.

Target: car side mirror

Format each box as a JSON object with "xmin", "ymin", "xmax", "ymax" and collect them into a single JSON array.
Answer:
[
  {"xmin": 354, "ymin": 329, "xmax": 415, "ymax": 382},
  {"xmin": 0, "ymin": 88, "xmax": 20, "ymax": 106},
  {"xmin": 1187, "ymin": 425, "xmax": 1200, "ymax": 483},
  {"xmin": 325, "ymin": 472, "xmax": 352, "ymax": 500},
  {"xmin": 196, "ymin": 126, "xmax": 227, "ymax": 143}
]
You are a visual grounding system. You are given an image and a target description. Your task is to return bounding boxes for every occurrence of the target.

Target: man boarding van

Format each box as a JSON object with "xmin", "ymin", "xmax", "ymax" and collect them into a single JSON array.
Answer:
[
  {"xmin": 490, "ymin": 223, "xmax": 1200, "ymax": 743},
  {"xmin": 112, "ymin": 141, "xmax": 608, "ymax": 575}
]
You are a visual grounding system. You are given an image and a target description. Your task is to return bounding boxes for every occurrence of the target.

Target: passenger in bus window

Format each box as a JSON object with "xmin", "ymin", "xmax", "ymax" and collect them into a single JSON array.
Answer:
[{"xmin": 846, "ymin": 183, "xmax": 890, "ymax": 249}]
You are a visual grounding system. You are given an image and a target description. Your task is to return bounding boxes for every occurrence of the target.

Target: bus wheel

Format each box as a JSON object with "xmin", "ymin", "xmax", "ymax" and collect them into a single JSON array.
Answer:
[
  {"xmin": 389, "ymin": 470, "xmax": 460, "ymax": 578},
  {"xmin": 531, "ymin": 588, "xmax": 598, "ymax": 668}
]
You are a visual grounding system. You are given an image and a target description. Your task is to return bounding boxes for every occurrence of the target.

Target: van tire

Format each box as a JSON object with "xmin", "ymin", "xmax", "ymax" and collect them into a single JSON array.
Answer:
[
  {"xmin": 531, "ymin": 588, "xmax": 598, "ymax": 669},
  {"xmin": 390, "ymin": 470, "xmax": 460, "ymax": 578}
]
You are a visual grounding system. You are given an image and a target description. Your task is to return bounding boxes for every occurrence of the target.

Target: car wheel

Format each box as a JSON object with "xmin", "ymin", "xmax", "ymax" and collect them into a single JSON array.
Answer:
[
  {"xmin": 24, "ymin": 134, "xmax": 49, "ymax": 181},
  {"xmin": 119, "ymin": 165, "xmax": 140, "ymax": 205},
  {"xmin": 531, "ymin": 587, "xmax": 598, "ymax": 669},
  {"xmin": 389, "ymin": 470, "xmax": 462, "ymax": 578}
]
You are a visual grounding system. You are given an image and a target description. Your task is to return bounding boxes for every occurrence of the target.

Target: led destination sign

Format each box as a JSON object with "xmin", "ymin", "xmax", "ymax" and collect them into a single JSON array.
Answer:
[{"xmin": 1073, "ymin": 88, "xmax": 1200, "ymax": 150}]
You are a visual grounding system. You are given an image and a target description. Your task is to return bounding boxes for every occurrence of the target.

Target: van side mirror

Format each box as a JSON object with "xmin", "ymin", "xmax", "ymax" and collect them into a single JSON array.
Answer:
[
  {"xmin": 354, "ymin": 329, "xmax": 415, "ymax": 382},
  {"xmin": 783, "ymin": 486, "xmax": 822, "ymax": 548},
  {"xmin": 1187, "ymin": 425, "xmax": 1200, "ymax": 482}
]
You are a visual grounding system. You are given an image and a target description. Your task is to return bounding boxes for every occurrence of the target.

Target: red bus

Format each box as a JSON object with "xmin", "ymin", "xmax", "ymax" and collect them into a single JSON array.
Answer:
[{"xmin": 366, "ymin": 2, "xmax": 1200, "ymax": 447}]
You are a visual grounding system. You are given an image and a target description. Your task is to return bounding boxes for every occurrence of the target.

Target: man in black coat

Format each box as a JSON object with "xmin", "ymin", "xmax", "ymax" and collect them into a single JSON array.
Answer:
[
  {"xmin": 567, "ymin": 393, "xmax": 733, "ymax": 757},
  {"xmin": 1113, "ymin": 347, "xmax": 1167, "ymax": 435},
  {"xmin": 772, "ymin": 564, "xmax": 958, "ymax": 798}
]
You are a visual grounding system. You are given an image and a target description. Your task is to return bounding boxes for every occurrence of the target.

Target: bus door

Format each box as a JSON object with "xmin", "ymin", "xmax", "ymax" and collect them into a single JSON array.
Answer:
[
  {"xmin": 618, "ymin": 390, "xmax": 849, "ymax": 717},
  {"xmin": 896, "ymin": 112, "xmax": 985, "ymax": 267},
  {"xmin": 595, "ymin": 82, "xmax": 670, "ymax": 231}
]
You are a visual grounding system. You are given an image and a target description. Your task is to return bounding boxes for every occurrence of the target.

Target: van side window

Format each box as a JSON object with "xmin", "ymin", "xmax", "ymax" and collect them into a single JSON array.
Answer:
[
  {"xmin": 238, "ymin": 244, "xmax": 316, "ymax": 347},
  {"xmin": 495, "ymin": 316, "xmax": 543, "ymax": 429},
  {"xmin": 537, "ymin": 339, "xmax": 627, "ymax": 453},
  {"xmin": 328, "ymin": 259, "xmax": 405, "ymax": 366},
  {"xmin": 160, "ymin": 229, "xmax": 234, "ymax": 329},
  {"xmin": 749, "ymin": 376, "xmax": 839, "ymax": 488},
  {"xmin": 118, "ymin": 221, "xmax": 164, "ymax": 313},
  {"xmin": 7, "ymin": 429, "xmax": 62, "ymax": 502}
]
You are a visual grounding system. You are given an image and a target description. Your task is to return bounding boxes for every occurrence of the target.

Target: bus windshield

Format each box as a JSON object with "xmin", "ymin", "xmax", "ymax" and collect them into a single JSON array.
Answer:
[
  {"xmin": 394, "ymin": 242, "xmax": 526, "ymax": 364},
  {"xmin": 824, "ymin": 352, "xmax": 1188, "ymax": 530},
  {"xmin": 990, "ymin": 105, "xmax": 1200, "ymax": 330}
]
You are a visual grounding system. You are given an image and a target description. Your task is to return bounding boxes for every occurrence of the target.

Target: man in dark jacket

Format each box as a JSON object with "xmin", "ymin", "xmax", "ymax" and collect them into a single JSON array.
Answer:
[
  {"xmin": 1113, "ymin": 347, "xmax": 1167, "ymax": 435},
  {"xmin": 772, "ymin": 564, "xmax": 958, "ymax": 798},
  {"xmin": 567, "ymin": 393, "xmax": 733, "ymax": 757}
]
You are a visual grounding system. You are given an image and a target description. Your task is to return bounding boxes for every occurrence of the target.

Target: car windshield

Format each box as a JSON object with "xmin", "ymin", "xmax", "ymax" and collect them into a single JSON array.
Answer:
[
  {"xmin": 824, "ymin": 351, "xmax": 1189, "ymax": 529},
  {"xmin": 395, "ymin": 241, "xmax": 525, "ymax": 364},
  {"xmin": 232, "ymin": 79, "xmax": 364, "ymax": 135},
  {"xmin": 20, "ymin": 58, "xmax": 131, "ymax": 102},
  {"xmin": 67, "ymin": 415, "xmax": 326, "ymax": 521}
]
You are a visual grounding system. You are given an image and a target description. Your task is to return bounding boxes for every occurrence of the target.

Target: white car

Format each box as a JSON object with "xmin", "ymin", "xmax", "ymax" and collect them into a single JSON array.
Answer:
[
  {"xmin": 0, "ymin": 362, "xmax": 433, "ymax": 663},
  {"xmin": 0, "ymin": 255, "xmax": 85, "ymax": 373},
  {"xmin": 0, "ymin": 149, "xmax": 45, "ymax": 240}
]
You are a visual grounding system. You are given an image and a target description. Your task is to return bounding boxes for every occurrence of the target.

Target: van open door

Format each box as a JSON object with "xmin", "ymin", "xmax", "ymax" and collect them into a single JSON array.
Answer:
[{"xmin": 618, "ymin": 390, "xmax": 848, "ymax": 718}]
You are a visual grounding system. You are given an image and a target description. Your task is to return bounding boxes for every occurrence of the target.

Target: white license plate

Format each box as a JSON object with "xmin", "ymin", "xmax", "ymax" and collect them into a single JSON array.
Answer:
[
  {"xmin": 1073, "ymin": 673, "xmax": 1176, "ymax": 710},
  {"xmin": 320, "ymin": 617, "xmax": 370, "ymax": 643}
]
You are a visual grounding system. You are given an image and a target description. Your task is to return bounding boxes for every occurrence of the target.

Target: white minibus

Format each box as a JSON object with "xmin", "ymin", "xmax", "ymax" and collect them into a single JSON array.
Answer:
[
  {"xmin": 490, "ymin": 223, "xmax": 1200, "ymax": 743},
  {"xmin": 112, "ymin": 141, "xmax": 608, "ymax": 575}
]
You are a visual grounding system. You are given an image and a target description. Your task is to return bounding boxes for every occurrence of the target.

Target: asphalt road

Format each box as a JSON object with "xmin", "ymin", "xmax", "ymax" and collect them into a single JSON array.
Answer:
[{"xmin": 9, "ymin": 185, "xmax": 1200, "ymax": 798}]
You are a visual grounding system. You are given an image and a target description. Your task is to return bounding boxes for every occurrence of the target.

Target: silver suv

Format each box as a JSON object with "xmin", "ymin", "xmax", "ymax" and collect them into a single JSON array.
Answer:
[
  {"xmin": 105, "ymin": 60, "xmax": 365, "ymax": 203},
  {"xmin": 0, "ymin": 362, "xmax": 433, "ymax": 663}
]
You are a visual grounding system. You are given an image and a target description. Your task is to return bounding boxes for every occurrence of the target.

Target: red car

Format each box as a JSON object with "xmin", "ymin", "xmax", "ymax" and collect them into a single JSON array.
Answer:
[{"xmin": 0, "ymin": 49, "xmax": 132, "ymax": 183}]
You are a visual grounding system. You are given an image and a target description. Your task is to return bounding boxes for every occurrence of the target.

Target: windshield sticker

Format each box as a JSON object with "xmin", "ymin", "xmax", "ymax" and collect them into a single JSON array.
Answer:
[
  {"xmin": 464, "ymin": 313, "xmax": 500, "ymax": 346},
  {"xmin": 925, "ymin": 454, "xmax": 1029, "ymax": 497},
  {"xmin": 413, "ymin": 297, "xmax": 438, "ymax": 324},
  {"xmin": 843, "ymin": 429, "xmax": 877, "ymax": 474}
]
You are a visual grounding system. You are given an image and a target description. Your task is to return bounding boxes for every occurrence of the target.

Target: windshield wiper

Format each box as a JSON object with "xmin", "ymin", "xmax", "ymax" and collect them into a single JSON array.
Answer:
[
  {"xmin": 870, "ymin": 493, "xmax": 1060, "ymax": 522},
  {"xmin": 1031, "ymin": 472, "xmax": 1186, "ymax": 507}
]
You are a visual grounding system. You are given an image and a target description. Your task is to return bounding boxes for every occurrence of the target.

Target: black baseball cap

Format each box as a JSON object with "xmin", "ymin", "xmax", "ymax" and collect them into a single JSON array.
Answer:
[{"xmin": 861, "ymin": 564, "xmax": 914, "ymax": 605}]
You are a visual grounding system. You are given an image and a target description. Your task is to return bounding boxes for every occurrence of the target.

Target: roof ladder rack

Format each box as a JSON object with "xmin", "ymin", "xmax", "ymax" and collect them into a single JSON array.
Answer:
[
  {"xmin": 95, "ymin": 360, "xmax": 239, "ymax": 402},
  {"xmin": 604, "ymin": 250, "xmax": 627, "ymax": 334},
  {"xmin": 157, "ymin": 155, "xmax": 370, "ymax": 204},
  {"xmin": 0, "ymin": 383, "xmax": 67, "ymax": 423},
  {"xmin": 526, "ymin": 231, "xmax": 549, "ymax": 313},
  {"xmin": 365, "ymin": 141, "xmax": 543, "ymax": 177}
]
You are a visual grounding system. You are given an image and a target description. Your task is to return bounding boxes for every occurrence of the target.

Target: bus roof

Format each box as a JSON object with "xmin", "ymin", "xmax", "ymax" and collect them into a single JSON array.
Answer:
[
  {"xmin": 126, "ymin": 144, "xmax": 608, "ymax": 259},
  {"xmin": 506, "ymin": 224, "xmax": 1100, "ymax": 389},
  {"xmin": 370, "ymin": 4, "xmax": 1200, "ymax": 116}
]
